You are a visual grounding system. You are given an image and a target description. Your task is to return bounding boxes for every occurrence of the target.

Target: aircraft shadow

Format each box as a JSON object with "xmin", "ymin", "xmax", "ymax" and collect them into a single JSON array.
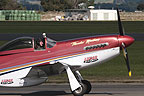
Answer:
[
  {"xmin": 89, "ymin": 92, "xmax": 124, "ymax": 95},
  {"xmin": 0, "ymin": 91, "xmax": 124, "ymax": 96},
  {"xmin": 0, "ymin": 91, "xmax": 70, "ymax": 96}
]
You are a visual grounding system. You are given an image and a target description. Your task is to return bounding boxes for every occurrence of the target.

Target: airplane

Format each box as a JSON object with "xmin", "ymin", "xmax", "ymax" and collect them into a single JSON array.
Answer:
[{"xmin": 0, "ymin": 9, "xmax": 134, "ymax": 96}]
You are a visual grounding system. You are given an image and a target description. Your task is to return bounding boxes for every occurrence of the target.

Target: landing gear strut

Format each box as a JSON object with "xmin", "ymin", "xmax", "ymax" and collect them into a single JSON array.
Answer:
[{"xmin": 64, "ymin": 65, "xmax": 91, "ymax": 96}]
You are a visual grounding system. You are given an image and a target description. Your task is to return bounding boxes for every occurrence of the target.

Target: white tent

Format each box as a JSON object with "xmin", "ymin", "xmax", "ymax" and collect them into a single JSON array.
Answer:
[{"xmin": 90, "ymin": 9, "xmax": 118, "ymax": 21}]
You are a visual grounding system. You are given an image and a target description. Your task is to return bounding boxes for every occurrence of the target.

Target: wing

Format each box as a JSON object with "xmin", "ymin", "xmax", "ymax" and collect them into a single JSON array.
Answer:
[
  {"xmin": 0, "ymin": 61, "xmax": 79, "ymax": 87},
  {"xmin": 0, "ymin": 51, "xmax": 83, "ymax": 87}
]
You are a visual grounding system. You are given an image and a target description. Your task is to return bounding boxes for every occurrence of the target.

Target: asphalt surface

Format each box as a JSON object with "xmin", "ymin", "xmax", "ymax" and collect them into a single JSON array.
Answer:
[
  {"xmin": 0, "ymin": 83, "xmax": 144, "ymax": 96},
  {"xmin": 0, "ymin": 33, "xmax": 143, "ymax": 41}
]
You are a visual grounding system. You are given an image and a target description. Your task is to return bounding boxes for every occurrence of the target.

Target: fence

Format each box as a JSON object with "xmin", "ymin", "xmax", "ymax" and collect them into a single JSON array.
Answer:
[{"xmin": 0, "ymin": 10, "xmax": 41, "ymax": 21}]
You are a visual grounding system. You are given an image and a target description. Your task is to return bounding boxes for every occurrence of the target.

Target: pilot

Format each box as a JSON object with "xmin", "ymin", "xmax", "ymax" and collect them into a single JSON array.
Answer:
[
  {"xmin": 35, "ymin": 33, "xmax": 47, "ymax": 50},
  {"xmin": 42, "ymin": 32, "xmax": 47, "ymax": 47},
  {"xmin": 36, "ymin": 38, "xmax": 44, "ymax": 49}
]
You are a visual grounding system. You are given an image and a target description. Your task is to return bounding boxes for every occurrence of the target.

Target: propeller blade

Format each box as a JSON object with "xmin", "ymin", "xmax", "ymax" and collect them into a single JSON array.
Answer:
[
  {"xmin": 122, "ymin": 43, "xmax": 131, "ymax": 77},
  {"xmin": 117, "ymin": 8, "xmax": 125, "ymax": 36},
  {"xmin": 117, "ymin": 9, "xmax": 132, "ymax": 77}
]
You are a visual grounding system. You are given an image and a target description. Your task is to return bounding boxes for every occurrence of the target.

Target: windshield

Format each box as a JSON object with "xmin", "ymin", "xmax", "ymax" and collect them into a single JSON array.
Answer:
[
  {"xmin": 0, "ymin": 37, "xmax": 33, "ymax": 52},
  {"xmin": 47, "ymin": 38, "xmax": 56, "ymax": 48}
]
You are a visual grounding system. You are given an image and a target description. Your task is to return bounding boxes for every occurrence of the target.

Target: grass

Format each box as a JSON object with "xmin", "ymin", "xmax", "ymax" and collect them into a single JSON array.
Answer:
[
  {"xmin": 0, "ymin": 21, "xmax": 144, "ymax": 34},
  {"xmin": 0, "ymin": 41, "xmax": 7, "ymax": 46}
]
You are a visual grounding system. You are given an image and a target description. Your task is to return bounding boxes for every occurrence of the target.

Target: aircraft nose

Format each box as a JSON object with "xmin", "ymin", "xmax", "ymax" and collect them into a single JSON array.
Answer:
[{"xmin": 118, "ymin": 35, "xmax": 135, "ymax": 48}]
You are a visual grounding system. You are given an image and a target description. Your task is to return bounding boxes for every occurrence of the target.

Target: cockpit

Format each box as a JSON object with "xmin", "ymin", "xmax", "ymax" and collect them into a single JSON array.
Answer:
[
  {"xmin": 0, "ymin": 35, "xmax": 56, "ymax": 52},
  {"xmin": 46, "ymin": 38, "xmax": 56, "ymax": 48},
  {"xmin": 0, "ymin": 37, "xmax": 33, "ymax": 52},
  {"xmin": 34, "ymin": 37, "xmax": 56, "ymax": 50}
]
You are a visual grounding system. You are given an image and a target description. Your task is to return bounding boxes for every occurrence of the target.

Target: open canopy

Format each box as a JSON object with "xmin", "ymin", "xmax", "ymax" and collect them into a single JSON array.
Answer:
[
  {"xmin": 0, "ymin": 37, "xmax": 33, "ymax": 52},
  {"xmin": 0, "ymin": 36, "xmax": 57, "ymax": 52}
]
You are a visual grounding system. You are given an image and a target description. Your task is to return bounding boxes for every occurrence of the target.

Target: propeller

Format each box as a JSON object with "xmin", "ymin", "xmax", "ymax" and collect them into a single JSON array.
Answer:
[
  {"xmin": 117, "ymin": 8, "xmax": 125, "ymax": 36},
  {"xmin": 122, "ymin": 43, "xmax": 131, "ymax": 77},
  {"xmin": 117, "ymin": 8, "xmax": 131, "ymax": 77}
]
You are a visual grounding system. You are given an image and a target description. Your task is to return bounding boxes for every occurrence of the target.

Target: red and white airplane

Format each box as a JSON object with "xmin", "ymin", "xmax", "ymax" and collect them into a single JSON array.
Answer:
[{"xmin": 0, "ymin": 9, "xmax": 134, "ymax": 96}]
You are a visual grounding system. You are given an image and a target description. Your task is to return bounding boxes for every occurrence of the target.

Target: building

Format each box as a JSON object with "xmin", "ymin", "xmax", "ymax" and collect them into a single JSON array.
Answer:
[
  {"xmin": 94, "ymin": 0, "xmax": 114, "ymax": 4},
  {"xmin": 90, "ymin": 9, "xmax": 117, "ymax": 21},
  {"xmin": 65, "ymin": 9, "xmax": 89, "ymax": 21}
]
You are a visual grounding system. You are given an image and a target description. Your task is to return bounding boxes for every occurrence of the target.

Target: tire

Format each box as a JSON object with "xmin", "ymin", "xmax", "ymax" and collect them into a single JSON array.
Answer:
[
  {"xmin": 72, "ymin": 83, "xmax": 86, "ymax": 96},
  {"xmin": 81, "ymin": 80, "xmax": 92, "ymax": 94}
]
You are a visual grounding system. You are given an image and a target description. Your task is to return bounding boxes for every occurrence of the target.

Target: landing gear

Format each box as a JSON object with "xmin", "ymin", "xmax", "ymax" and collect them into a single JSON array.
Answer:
[
  {"xmin": 71, "ymin": 71, "xmax": 92, "ymax": 96},
  {"xmin": 72, "ymin": 83, "xmax": 86, "ymax": 96},
  {"xmin": 72, "ymin": 80, "xmax": 92, "ymax": 96},
  {"xmin": 64, "ymin": 65, "xmax": 91, "ymax": 96},
  {"xmin": 81, "ymin": 80, "xmax": 91, "ymax": 94}
]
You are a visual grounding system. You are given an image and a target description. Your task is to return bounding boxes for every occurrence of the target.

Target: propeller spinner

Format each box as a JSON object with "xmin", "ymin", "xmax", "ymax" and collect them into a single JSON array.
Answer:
[{"xmin": 116, "ymin": 8, "xmax": 134, "ymax": 77}]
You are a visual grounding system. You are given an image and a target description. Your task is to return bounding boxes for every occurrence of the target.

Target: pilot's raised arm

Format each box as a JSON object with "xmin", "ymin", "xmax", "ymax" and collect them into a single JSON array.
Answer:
[{"xmin": 42, "ymin": 33, "xmax": 47, "ymax": 48}]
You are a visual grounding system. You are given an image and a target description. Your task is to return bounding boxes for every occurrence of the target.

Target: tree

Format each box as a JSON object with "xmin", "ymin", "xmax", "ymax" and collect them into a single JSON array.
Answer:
[
  {"xmin": 67, "ymin": 0, "xmax": 78, "ymax": 9},
  {"xmin": 137, "ymin": 3, "xmax": 144, "ymax": 11},
  {"xmin": 41, "ymin": 0, "xmax": 72, "ymax": 11},
  {"xmin": 88, "ymin": 0, "xmax": 94, "ymax": 6},
  {"xmin": 71, "ymin": 0, "xmax": 94, "ymax": 8},
  {"xmin": 0, "ymin": 0, "xmax": 24, "ymax": 10},
  {"xmin": 41, "ymin": 0, "xmax": 94, "ymax": 11}
]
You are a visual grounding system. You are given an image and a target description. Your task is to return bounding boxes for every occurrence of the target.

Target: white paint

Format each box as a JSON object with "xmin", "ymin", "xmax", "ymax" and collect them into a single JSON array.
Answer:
[
  {"xmin": 81, "ymin": 47, "xmax": 120, "ymax": 68},
  {"xmin": 64, "ymin": 65, "xmax": 81, "ymax": 91},
  {"xmin": 0, "ymin": 67, "xmax": 31, "ymax": 78},
  {"xmin": 0, "ymin": 67, "xmax": 31, "ymax": 87},
  {"xmin": 90, "ymin": 9, "xmax": 117, "ymax": 21},
  {"xmin": 0, "ymin": 67, "xmax": 47, "ymax": 87},
  {"xmin": 59, "ymin": 47, "xmax": 120, "ymax": 69}
]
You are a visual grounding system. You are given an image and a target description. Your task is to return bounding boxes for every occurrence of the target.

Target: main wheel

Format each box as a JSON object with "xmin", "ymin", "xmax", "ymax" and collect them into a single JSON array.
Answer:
[
  {"xmin": 82, "ymin": 80, "xmax": 92, "ymax": 94},
  {"xmin": 72, "ymin": 83, "xmax": 86, "ymax": 96}
]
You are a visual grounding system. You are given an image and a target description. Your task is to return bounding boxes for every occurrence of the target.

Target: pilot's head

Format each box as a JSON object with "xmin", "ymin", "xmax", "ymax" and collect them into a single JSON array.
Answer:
[{"xmin": 43, "ymin": 33, "xmax": 46, "ymax": 38}]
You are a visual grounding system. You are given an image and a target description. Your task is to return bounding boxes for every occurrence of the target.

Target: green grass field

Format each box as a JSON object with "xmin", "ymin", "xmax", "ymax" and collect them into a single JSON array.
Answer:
[
  {"xmin": 0, "ymin": 21, "xmax": 144, "ymax": 34},
  {"xmin": 0, "ymin": 21, "xmax": 144, "ymax": 82}
]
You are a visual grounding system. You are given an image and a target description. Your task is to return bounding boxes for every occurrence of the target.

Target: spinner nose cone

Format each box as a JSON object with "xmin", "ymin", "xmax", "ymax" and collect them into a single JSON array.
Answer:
[{"xmin": 118, "ymin": 35, "xmax": 135, "ymax": 47}]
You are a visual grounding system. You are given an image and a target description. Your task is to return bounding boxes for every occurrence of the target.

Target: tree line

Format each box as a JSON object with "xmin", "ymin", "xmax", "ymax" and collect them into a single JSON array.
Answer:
[
  {"xmin": 0, "ymin": 0, "xmax": 144, "ymax": 11},
  {"xmin": 0, "ymin": 0, "xmax": 94, "ymax": 11},
  {"xmin": 40, "ymin": 0, "xmax": 94, "ymax": 11},
  {"xmin": 0, "ymin": 0, "xmax": 24, "ymax": 10}
]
